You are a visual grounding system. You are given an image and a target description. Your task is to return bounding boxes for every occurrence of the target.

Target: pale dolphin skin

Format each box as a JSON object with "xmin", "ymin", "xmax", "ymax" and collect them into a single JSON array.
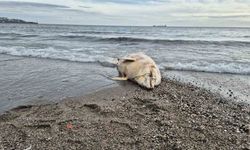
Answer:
[{"xmin": 113, "ymin": 52, "xmax": 161, "ymax": 89}]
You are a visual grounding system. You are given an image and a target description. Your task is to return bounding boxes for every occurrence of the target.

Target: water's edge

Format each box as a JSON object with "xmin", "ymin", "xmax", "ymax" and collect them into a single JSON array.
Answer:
[{"xmin": 1, "ymin": 54, "xmax": 249, "ymax": 114}]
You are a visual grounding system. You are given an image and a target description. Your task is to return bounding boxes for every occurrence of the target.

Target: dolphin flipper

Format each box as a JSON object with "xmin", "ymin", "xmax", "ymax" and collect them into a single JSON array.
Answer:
[
  {"xmin": 121, "ymin": 57, "xmax": 136, "ymax": 62},
  {"xmin": 112, "ymin": 77, "xmax": 128, "ymax": 81}
]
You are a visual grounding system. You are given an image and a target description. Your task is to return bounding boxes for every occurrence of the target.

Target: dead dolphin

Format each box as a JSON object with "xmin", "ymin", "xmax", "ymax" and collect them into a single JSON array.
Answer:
[{"xmin": 112, "ymin": 52, "xmax": 161, "ymax": 89}]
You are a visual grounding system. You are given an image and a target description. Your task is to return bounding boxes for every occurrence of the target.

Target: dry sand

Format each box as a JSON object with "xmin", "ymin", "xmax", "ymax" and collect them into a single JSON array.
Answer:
[{"xmin": 0, "ymin": 78, "xmax": 249, "ymax": 150}]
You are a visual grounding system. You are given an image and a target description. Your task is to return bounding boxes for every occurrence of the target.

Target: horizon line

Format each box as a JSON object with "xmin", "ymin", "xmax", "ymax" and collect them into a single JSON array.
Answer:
[{"xmin": 6, "ymin": 22, "xmax": 250, "ymax": 28}]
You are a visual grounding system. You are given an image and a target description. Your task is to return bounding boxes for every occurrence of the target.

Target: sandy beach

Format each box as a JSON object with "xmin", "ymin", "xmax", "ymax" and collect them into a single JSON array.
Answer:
[
  {"xmin": 0, "ymin": 24, "xmax": 250, "ymax": 149},
  {"xmin": 1, "ymin": 54, "xmax": 249, "ymax": 114},
  {"xmin": 0, "ymin": 78, "xmax": 249, "ymax": 149}
]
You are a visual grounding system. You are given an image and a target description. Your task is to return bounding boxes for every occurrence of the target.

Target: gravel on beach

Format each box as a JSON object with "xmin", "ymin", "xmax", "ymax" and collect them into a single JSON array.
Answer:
[{"xmin": 0, "ymin": 78, "xmax": 249, "ymax": 150}]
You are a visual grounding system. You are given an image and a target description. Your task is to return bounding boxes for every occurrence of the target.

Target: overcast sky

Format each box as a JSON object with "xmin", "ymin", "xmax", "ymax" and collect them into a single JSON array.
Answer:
[{"xmin": 0, "ymin": 0, "xmax": 250, "ymax": 27}]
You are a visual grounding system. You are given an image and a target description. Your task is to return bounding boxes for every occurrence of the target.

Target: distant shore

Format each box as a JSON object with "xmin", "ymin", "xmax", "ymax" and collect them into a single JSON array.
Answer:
[
  {"xmin": 0, "ymin": 17, "xmax": 38, "ymax": 24},
  {"xmin": 0, "ymin": 78, "xmax": 249, "ymax": 149}
]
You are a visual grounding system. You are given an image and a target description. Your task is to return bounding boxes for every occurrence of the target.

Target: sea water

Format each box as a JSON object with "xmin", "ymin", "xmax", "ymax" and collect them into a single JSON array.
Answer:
[
  {"xmin": 0, "ymin": 24, "xmax": 249, "ymax": 112},
  {"xmin": 1, "ymin": 24, "xmax": 250, "ymax": 74}
]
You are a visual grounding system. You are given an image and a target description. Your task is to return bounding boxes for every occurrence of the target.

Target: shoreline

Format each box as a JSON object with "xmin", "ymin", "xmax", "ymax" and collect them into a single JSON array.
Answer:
[
  {"xmin": 1, "ymin": 54, "xmax": 249, "ymax": 113},
  {"xmin": 0, "ymin": 54, "xmax": 118, "ymax": 113},
  {"xmin": 0, "ymin": 78, "xmax": 249, "ymax": 149},
  {"xmin": 164, "ymin": 70, "xmax": 250, "ymax": 104}
]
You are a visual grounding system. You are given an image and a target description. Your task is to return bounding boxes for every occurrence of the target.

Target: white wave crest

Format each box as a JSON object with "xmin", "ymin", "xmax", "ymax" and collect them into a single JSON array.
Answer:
[
  {"xmin": 161, "ymin": 61, "xmax": 250, "ymax": 75},
  {"xmin": 0, "ymin": 46, "xmax": 116, "ymax": 67}
]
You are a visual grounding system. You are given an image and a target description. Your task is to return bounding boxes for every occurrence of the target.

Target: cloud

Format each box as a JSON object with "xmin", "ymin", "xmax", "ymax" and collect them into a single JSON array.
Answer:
[
  {"xmin": 0, "ymin": 1, "xmax": 69, "ymax": 9},
  {"xmin": 0, "ymin": 0, "xmax": 249, "ymax": 26},
  {"xmin": 84, "ymin": 0, "xmax": 168, "ymax": 4},
  {"xmin": 87, "ymin": 0, "xmax": 146, "ymax": 4},
  {"xmin": 196, "ymin": 14, "xmax": 250, "ymax": 18}
]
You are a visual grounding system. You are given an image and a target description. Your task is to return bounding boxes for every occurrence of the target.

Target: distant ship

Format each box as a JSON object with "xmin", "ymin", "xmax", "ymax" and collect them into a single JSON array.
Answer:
[
  {"xmin": 153, "ymin": 25, "xmax": 167, "ymax": 27},
  {"xmin": 0, "ymin": 17, "xmax": 38, "ymax": 24}
]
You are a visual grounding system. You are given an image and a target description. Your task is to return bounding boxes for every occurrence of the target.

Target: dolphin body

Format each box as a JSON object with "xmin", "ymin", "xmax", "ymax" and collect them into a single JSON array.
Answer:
[{"xmin": 113, "ymin": 52, "xmax": 161, "ymax": 89}]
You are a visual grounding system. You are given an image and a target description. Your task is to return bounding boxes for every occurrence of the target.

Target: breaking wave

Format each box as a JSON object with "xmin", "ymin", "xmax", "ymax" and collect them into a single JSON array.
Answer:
[
  {"xmin": 71, "ymin": 31, "xmax": 122, "ymax": 34},
  {"xmin": 0, "ymin": 32, "xmax": 38, "ymax": 38},
  {"xmin": 162, "ymin": 61, "xmax": 250, "ymax": 75},
  {"xmin": 0, "ymin": 46, "xmax": 116, "ymax": 68},
  {"xmin": 1, "ymin": 46, "xmax": 249, "ymax": 75},
  {"xmin": 2, "ymin": 31, "xmax": 249, "ymax": 46},
  {"xmin": 56, "ymin": 35, "xmax": 250, "ymax": 46}
]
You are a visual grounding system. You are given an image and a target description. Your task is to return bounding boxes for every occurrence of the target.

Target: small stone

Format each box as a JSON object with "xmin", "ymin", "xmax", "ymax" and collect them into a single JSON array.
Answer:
[{"xmin": 240, "ymin": 124, "xmax": 250, "ymax": 134}]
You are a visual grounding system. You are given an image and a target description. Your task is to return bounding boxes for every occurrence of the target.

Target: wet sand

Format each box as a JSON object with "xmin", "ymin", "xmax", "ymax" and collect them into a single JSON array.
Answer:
[
  {"xmin": 0, "ymin": 54, "xmax": 117, "ymax": 113},
  {"xmin": 0, "ymin": 78, "xmax": 249, "ymax": 149},
  {"xmin": 1, "ymin": 54, "xmax": 250, "ymax": 114},
  {"xmin": 164, "ymin": 70, "xmax": 250, "ymax": 103}
]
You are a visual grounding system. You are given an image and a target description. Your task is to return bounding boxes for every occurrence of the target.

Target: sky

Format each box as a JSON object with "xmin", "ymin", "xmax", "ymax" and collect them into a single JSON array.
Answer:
[{"xmin": 0, "ymin": 0, "xmax": 250, "ymax": 27}]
